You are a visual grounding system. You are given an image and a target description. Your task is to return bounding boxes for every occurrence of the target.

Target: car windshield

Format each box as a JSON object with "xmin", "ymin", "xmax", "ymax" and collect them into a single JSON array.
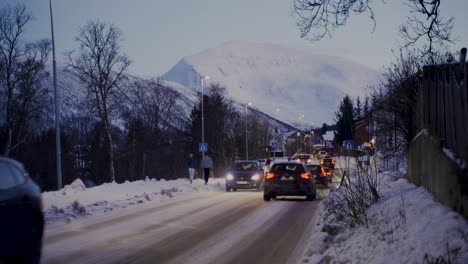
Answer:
[{"xmin": 233, "ymin": 162, "xmax": 258, "ymax": 171}]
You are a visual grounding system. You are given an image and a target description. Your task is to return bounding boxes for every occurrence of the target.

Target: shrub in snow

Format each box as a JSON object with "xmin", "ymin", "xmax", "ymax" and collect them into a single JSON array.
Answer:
[{"xmin": 324, "ymin": 158, "xmax": 381, "ymax": 228}]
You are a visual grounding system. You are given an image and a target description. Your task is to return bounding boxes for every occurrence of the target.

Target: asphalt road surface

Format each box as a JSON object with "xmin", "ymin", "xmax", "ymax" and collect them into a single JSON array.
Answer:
[{"xmin": 41, "ymin": 190, "xmax": 322, "ymax": 264}]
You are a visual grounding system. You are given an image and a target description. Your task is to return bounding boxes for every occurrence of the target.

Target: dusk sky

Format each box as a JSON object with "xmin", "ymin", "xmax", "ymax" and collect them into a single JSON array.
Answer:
[{"xmin": 5, "ymin": 0, "xmax": 468, "ymax": 77}]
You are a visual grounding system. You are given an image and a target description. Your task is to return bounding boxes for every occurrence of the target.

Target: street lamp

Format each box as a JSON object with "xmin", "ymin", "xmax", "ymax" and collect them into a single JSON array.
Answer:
[
  {"xmin": 49, "ymin": 0, "xmax": 62, "ymax": 190},
  {"xmin": 297, "ymin": 131, "xmax": 301, "ymax": 152},
  {"xmin": 201, "ymin": 75, "xmax": 210, "ymax": 158},
  {"xmin": 273, "ymin": 108, "xmax": 280, "ymax": 160},
  {"xmin": 245, "ymin": 102, "xmax": 252, "ymax": 160}
]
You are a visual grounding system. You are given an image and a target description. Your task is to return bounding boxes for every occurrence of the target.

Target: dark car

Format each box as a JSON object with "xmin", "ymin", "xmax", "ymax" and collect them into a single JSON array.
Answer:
[
  {"xmin": 307, "ymin": 164, "xmax": 332, "ymax": 186},
  {"xmin": 0, "ymin": 157, "xmax": 44, "ymax": 264},
  {"xmin": 263, "ymin": 162, "xmax": 316, "ymax": 201},
  {"xmin": 291, "ymin": 154, "xmax": 313, "ymax": 164},
  {"xmin": 226, "ymin": 160, "xmax": 264, "ymax": 191},
  {"xmin": 320, "ymin": 157, "xmax": 335, "ymax": 169}
]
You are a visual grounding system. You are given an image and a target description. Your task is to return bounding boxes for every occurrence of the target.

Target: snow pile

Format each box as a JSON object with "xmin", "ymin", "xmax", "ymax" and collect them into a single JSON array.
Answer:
[
  {"xmin": 43, "ymin": 178, "xmax": 225, "ymax": 224},
  {"xmin": 301, "ymin": 170, "xmax": 468, "ymax": 264},
  {"xmin": 162, "ymin": 41, "xmax": 380, "ymax": 125},
  {"xmin": 61, "ymin": 178, "xmax": 86, "ymax": 195}
]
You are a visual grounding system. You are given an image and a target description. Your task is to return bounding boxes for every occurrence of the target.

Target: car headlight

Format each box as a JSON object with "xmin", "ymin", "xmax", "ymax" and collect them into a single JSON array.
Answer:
[
  {"xmin": 251, "ymin": 174, "xmax": 260, "ymax": 181},
  {"xmin": 295, "ymin": 159, "xmax": 301, "ymax": 162},
  {"xmin": 226, "ymin": 173, "xmax": 234, "ymax": 180},
  {"xmin": 307, "ymin": 159, "xmax": 312, "ymax": 163}
]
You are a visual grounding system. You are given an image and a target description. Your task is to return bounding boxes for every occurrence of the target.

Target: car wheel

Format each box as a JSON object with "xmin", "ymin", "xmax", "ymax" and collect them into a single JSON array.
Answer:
[
  {"xmin": 306, "ymin": 193, "xmax": 316, "ymax": 201},
  {"xmin": 263, "ymin": 194, "xmax": 271, "ymax": 201},
  {"xmin": 26, "ymin": 214, "xmax": 43, "ymax": 264},
  {"xmin": 233, "ymin": 188, "xmax": 237, "ymax": 192},
  {"xmin": 225, "ymin": 187, "xmax": 230, "ymax": 192}
]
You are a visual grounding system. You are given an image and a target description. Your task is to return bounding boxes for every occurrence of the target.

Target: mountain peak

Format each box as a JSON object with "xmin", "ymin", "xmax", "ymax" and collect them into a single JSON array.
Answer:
[{"xmin": 162, "ymin": 41, "xmax": 380, "ymax": 125}]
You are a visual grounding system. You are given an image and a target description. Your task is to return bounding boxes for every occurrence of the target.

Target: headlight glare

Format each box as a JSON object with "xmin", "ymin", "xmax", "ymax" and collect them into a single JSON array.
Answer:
[
  {"xmin": 226, "ymin": 173, "xmax": 234, "ymax": 180},
  {"xmin": 251, "ymin": 174, "xmax": 260, "ymax": 181}
]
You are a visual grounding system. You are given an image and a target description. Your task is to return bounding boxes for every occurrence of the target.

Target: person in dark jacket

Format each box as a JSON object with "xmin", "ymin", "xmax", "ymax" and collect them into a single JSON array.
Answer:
[
  {"xmin": 187, "ymin": 153, "xmax": 197, "ymax": 184},
  {"xmin": 200, "ymin": 153, "xmax": 213, "ymax": 185}
]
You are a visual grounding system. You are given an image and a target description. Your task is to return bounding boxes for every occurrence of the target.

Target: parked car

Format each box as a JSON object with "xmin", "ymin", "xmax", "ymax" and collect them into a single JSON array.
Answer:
[
  {"xmin": 226, "ymin": 160, "xmax": 264, "ymax": 191},
  {"xmin": 0, "ymin": 157, "xmax": 44, "ymax": 264},
  {"xmin": 257, "ymin": 159, "xmax": 266, "ymax": 168},
  {"xmin": 307, "ymin": 164, "xmax": 333, "ymax": 186},
  {"xmin": 263, "ymin": 161, "xmax": 316, "ymax": 201},
  {"xmin": 291, "ymin": 154, "xmax": 313, "ymax": 164},
  {"xmin": 320, "ymin": 157, "xmax": 335, "ymax": 169}
]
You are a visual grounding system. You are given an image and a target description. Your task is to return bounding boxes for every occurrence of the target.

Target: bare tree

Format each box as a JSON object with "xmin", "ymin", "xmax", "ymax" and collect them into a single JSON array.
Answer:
[
  {"xmin": 127, "ymin": 78, "xmax": 184, "ymax": 145},
  {"xmin": 0, "ymin": 4, "xmax": 51, "ymax": 156},
  {"xmin": 66, "ymin": 21, "xmax": 131, "ymax": 182},
  {"xmin": 293, "ymin": 0, "xmax": 455, "ymax": 56}
]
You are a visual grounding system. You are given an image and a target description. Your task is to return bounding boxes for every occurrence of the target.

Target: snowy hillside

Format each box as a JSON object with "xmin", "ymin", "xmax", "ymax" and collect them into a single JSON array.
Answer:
[{"xmin": 162, "ymin": 41, "xmax": 380, "ymax": 125}]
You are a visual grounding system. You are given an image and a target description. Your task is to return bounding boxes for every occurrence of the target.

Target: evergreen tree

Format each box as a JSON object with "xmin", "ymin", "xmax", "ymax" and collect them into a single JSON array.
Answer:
[
  {"xmin": 334, "ymin": 95, "xmax": 356, "ymax": 145},
  {"xmin": 363, "ymin": 96, "xmax": 370, "ymax": 118},
  {"xmin": 355, "ymin": 96, "xmax": 362, "ymax": 120},
  {"xmin": 321, "ymin": 123, "xmax": 328, "ymax": 135}
]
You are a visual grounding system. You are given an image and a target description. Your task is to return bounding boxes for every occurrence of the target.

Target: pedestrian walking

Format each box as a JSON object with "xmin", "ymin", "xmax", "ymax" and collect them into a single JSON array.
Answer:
[
  {"xmin": 200, "ymin": 153, "xmax": 213, "ymax": 185},
  {"xmin": 187, "ymin": 153, "xmax": 197, "ymax": 184}
]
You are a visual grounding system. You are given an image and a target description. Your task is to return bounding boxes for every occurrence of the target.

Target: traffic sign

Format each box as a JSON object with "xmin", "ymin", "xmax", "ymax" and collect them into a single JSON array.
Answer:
[
  {"xmin": 343, "ymin": 140, "xmax": 354, "ymax": 150},
  {"xmin": 199, "ymin": 143, "xmax": 208, "ymax": 152},
  {"xmin": 271, "ymin": 140, "xmax": 278, "ymax": 149}
]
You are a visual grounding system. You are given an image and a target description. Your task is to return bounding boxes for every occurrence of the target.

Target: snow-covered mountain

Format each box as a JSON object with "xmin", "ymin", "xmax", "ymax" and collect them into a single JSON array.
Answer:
[{"xmin": 162, "ymin": 41, "xmax": 380, "ymax": 126}]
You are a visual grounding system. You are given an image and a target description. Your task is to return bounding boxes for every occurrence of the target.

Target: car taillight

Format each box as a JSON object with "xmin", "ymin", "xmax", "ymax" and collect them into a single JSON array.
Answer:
[
  {"xmin": 300, "ymin": 172, "xmax": 310, "ymax": 180},
  {"xmin": 266, "ymin": 172, "xmax": 275, "ymax": 180}
]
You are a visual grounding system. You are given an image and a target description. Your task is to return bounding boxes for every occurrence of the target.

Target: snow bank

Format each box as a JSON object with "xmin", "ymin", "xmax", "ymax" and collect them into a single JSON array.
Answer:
[
  {"xmin": 42, "ymin": 178, "xmax": 225, "ymax": 224},
  {"xmin": 301, "ymin": 170, "xmax": 468, "ymax": 264}
]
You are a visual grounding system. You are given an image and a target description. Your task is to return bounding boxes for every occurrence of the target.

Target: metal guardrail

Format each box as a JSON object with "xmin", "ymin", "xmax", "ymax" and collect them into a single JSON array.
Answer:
[{"xmin": 417, "ymin": 48, "xmax": 468, "ymax": 166}]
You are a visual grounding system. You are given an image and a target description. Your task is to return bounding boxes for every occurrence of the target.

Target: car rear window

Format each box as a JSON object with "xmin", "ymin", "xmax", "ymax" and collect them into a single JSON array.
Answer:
[
  {"xmin": 307, "ymin": 165, "xmax": 320, "ymax": 172},
  {"xmin": 0, "ymin": 162, "xmax": 25, "ymax": 190},
  {"xmin": 271, "ymin": 164, "xmax": 304, "ymax": 173}
]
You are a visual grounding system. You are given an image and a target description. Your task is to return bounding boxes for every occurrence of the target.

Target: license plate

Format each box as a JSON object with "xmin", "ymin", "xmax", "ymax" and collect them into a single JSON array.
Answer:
[
  {"xmin": 280, "ymin": 176, "xmax": 295, "ymax": 181},
  {"xmin": 237, "ymin": 181, "xmax": 248, "ymax": 184}
]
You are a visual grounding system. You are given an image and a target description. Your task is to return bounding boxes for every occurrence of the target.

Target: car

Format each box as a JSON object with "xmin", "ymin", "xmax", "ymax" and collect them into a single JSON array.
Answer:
[
  {"xmin": 317, "ymin": 150, "xmax": 327, "ymax": 159},
  {"xmin": 291, "ymin": 154, "xmax": 313, "ymax": 164},
  {"xmin": 257, "ymin": 159, "xmax": 266, "ymax": 168},
  {"xmin": 225, "ymin": 160, "xmax": 264, "ymax": 191},
  {"xmin": 0, "ymin": 157, "xmax": 44, "ymax": 264},
  {"xmin": 320, "ymin": 157, "xmax": 335, "ymax": 169},
  {"xmin": 307, "ymin": 164, "xmax": 333, "ymax": 186},
  {"xmin": 263, "ymin": 161, "xmax": 316, "ymax": 201}
]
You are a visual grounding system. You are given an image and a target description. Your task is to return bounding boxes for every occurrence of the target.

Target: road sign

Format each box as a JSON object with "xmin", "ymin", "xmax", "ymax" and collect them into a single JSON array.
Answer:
[
  {"xmin": 199, "ymin": 143, "xmax": 208, "ymax": 152},
  {"xmin": 343, "ymin": 140, "xmax": 354, "ymax": 150},
  {"xmin": 271, "ymin": 140, "xmax": 278, "ymax": 149}
]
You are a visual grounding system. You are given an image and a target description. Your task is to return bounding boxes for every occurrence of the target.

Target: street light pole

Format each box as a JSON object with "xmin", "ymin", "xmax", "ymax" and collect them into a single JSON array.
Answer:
[
  {"xmin": 245, "ymin": 102, "xmax": 252, "ymax": 160},
  {"xmin": 273, "ymin": 108, "xmax": 280, "ymax": 160},
  {"xmin": 49, "ymin": 0, "xmax": 62, "ymax": 190},
  {"xmin": 201, "ymin": 76, "xmax": 209, "ymax": 158}
]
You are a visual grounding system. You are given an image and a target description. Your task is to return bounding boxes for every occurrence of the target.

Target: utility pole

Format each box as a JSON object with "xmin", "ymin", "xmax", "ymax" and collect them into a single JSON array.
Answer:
[{"xmin": 49, "ymin": 0, "xmax": 62, "ymax": 189}]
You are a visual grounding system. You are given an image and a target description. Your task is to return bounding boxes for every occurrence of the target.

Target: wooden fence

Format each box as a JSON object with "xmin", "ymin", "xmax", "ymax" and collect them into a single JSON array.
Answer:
[{"xmin": 417, "ymin": 48, "xmax": 468, "ymax": 166}]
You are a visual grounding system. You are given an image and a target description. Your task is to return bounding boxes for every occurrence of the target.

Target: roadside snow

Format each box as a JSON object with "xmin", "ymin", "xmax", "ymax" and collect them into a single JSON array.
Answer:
[
  {"xmin": 301, "ymin": 169, "xmax": 468, "ymax": 264},
  {"xmin": 42, "ymin": 178, "xmax": 225, "ymax": 224}
]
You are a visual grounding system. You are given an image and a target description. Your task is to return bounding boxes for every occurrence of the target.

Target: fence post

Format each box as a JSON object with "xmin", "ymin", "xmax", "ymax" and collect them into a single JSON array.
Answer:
[{"xmin": 458, "ymin": 48, "xmax": 468, "ymax": 161}]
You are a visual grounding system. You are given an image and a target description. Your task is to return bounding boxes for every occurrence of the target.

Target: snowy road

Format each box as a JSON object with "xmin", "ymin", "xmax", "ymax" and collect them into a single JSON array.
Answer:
[{"xmin": 41, "ymin": 190, "xmax": 320, "ymax": 264}]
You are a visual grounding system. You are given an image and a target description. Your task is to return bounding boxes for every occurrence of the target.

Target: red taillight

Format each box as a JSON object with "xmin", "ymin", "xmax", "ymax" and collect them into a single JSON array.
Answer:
[
  {"xmin": 300, "ymin": 172, "xmax": 310, "ymax": 180},
  {"xmin": 321, "ymin": 167, "xmax": 331, "ymax": 176},
  {"xmin": 266, "ymin": 172, "xmax": 275, "ymax": 180}
]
